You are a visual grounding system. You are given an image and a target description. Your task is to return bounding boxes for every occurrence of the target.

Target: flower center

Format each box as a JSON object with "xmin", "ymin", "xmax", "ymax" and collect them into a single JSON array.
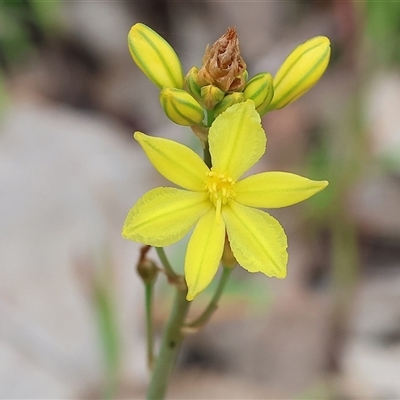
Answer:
[{"xmin": 205, "ymin": 169, "xmax": 236, "ymax": 221}]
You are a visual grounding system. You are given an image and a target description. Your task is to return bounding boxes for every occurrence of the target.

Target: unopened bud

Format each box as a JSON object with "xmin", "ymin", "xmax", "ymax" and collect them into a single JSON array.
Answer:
[
  {"xmin": 137, "ymin": 259, "xmax": 158, "ymax": 284},
  {"xmin": 200, "ymin": 85, "xmax": 225, "ymax": 109},
  {"xmin": 184, "ymin": 66, "xmax": 202, "ymax": 100},
  {"xmin": 160, "ymin": 88, "xmax": 204, "ymax": 126},
  {"xmin": 213, "ymin": 92, "xmax": 244, "ymax": 116},
  {"xmin": 244, "ymin": 72, "xmax": 274, "ymax": 115},
  {"xmin": 128, "ymin": 23, "xmax": 184, "ymax": 89},
  {"xmin": 268, "ymin": 36, "xmax": 331, "ymax": 111},
  {"xmin": 243, "ymin": 70, "xmax": 249, "ymax": 84}
]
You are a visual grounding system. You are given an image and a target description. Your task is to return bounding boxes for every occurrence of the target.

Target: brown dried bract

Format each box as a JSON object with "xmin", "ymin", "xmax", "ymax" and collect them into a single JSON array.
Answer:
[{"xmin": 197, "ymin": 27, "xmax": 247, "ymax": 93}]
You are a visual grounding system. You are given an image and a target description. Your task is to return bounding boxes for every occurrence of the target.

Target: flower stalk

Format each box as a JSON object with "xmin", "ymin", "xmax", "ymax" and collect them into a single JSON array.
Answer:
[
  {"xmin": 146, "ymin": 285, "xmax": 190, "ymax": 400},
  {"xmin": 136, "ymin": 246, "xmax": 159, "ymax": 370},
  {"xmin": 145, "ymin": 282, "xmax": 155, "ymax": 370},
  {"xmin": 183, "ymin": 266, "xmax": 233, "ymax": 333},
  {"xmin": 155, "ymin": 247, "xmax": 181, "ymax": 283}
]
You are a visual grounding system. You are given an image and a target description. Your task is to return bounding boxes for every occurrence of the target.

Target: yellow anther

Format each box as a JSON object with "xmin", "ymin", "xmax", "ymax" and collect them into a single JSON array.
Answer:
[{"xmin": 204, "ymin": 169, "xmax": 236, "ymax": 213}]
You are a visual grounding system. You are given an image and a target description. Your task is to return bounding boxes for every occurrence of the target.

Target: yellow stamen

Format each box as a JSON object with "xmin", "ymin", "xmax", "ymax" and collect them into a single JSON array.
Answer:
[
  {"xmin": 216, "ymin": 198, "xmax": 222, "ymax": 223},
  {"xmin": 204, "ymin": 169, "xmax": 236, "ymax": 221}
]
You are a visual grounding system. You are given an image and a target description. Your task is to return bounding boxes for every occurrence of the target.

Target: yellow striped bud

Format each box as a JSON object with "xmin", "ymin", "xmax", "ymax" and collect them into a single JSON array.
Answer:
[
  {"xmin": 243, "ymin": 72, "xmax": 274, "ymax": 114},
  {"xmin": 213, "ymin": 92, "xmax": 244, "ymax": 116},
  {"xmin": 128, "ymin": 23, "xmax": 184, "ymax": 89},
  {"xmin": 243, "ymin": 70, "xmax": 249, "ymax": 84},
  {"xmin": 268, "ymin": 36, "xmax": 331, "ymax": 111},
  {"xmin": 184, "ymin": 66, "xmax": 202, "ymax": 100},
  {"xmin": 200, "ymin": 85, "xmax": 225, "ymax": 110},
  {"xmin": 159, "ymin": 88, "xmax": 204, "ymax": 126}
]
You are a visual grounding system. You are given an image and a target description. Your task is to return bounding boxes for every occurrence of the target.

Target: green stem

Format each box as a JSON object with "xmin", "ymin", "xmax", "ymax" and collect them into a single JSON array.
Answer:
[
  {"xmin": 202, "ymin": 109, "xmax": 214, "ymax": 169},
  {"xmin": 146, "ymin": 286, "xmax": 190, "ymax": 400},
  {"xmin": 156, "ymin": 247, "xmax": 179, "ymax": 279},
  {"xmin": 145, "ymin": 282, "xmax": 155, "ymax": 370},
  {"xmin": 185, "ymin": 266, "xmax": 233, "ymax": 330},
  {"xmin": 203, "ymin": 142, "xmax": 212, "ymax": 169},
  {"xmin": 206, "ymin": 109, "xmax": 215, "ymax": 127}
]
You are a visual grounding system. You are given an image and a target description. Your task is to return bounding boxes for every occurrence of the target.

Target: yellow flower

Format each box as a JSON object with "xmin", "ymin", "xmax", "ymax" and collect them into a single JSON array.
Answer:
[
  {"xmin": 128, "ymin": 23, "xmax": 184, "ymax": 89},
  {"xmin": 122, "ymin": 101, "xmax": 328, "ymax": 300}
]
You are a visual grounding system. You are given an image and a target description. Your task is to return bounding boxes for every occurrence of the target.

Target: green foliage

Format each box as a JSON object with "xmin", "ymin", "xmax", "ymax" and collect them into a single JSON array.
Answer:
[
  {"xmin": 365, "ymin": 0, "xmax": 400, "ymax": 66},
  {"xmin": 0, "ymin": 72, "xmax": 5, "ymax": 110},
  {"xmin": 93, "ymin": 251, "xmax": 121, "ymax": 399},
  {"xmin": 0, "ymin": 0, "xmax": 60, "ymax": 68}
]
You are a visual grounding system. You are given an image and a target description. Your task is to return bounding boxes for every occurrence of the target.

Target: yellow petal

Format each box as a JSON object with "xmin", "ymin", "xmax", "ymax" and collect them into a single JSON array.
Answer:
[
  {"xmin": 185, "ymin": 208, "xmax": 225, "ymax": 301},
  {"xmin": 235, "ymin": 172, "xmax": 329, "ymax": 208},
  {"xmin": 209, "ymin": 100, "xmax": 266, "ymax": 181},
  {"xmin": 128, "ymin": 23, "xmax": 183, "ymax": 89},
  {"xmin": 122, "ymin": 188, "xmax": 210, "ymax": 247},
  {"xmin": 223, "ymin": 201, "xmax": 287, "ymax": 278},
  {"xmin": 135, "ymin": 132, "xmax": 209, "ymax": 191}
]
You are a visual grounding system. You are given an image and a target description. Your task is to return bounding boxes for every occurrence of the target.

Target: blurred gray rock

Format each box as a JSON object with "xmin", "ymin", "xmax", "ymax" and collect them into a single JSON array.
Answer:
[
  {"xmin": 344, "ymin": 271, "xmax": 400, "ymax": 399},
  {"xmin": 0, "ymin": 100, "xmax": 159, "ymax": 397},
  {"xmin": 367, "ymin": 72, "xmax": 400, "ymax": 173},
  {"xmin": 349, "ymin": 174, "xmax": 400, "ymax": 239}
]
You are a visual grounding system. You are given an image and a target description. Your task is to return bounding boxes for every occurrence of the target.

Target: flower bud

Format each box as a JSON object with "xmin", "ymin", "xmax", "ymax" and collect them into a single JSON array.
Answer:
[
  {"xmin": 160, "ymin": 88, "xmax": 204, "ymax": 126},
  {"xmin": 213, "ymin": 92, "xmax": 244, "ymax": 116},
  {"xmin": 268, "ymin": 36, "xmax": 331, "ymax": 111},
  {"xmin": 243, "ymin": 72, "xmax": 274, "ymax": 114},
  {"xmin": 196, "ymin": 27, "xmax": 247, "ymax": 93},
  {"xmin": 200, "ymin": 85, "xmax": 225, "ymax": 109},
  {"xmin": 184, "ymin": 66, "xmax": 202, "ymax": 100},
  {"xmin": 128, "ymin": 23, "xmax": 184, "ymax": 89},
  {"xmin": 243, "ymin": 70, "xmax": 249, "ymax": 84},
  {"xmin": 137, "ymin": 259, "xmax": 158, "ymax": 284}
]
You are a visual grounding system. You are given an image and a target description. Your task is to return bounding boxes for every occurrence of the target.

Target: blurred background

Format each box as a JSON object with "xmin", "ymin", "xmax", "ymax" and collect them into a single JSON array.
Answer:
[{"xmin": 1, "ymin": 0, "xmax": 400, "ymax": 398}]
